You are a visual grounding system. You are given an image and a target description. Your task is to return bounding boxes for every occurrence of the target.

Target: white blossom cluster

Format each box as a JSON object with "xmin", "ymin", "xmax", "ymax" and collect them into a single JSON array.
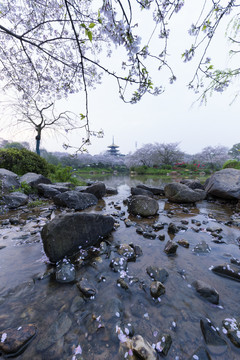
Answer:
[{"xmin": 0, "ymin": 0, "xmax": 185, "ymax": 109}]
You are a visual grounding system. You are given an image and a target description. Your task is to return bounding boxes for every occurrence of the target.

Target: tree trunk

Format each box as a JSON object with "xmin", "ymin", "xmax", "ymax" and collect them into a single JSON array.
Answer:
[{"xmin": 35, "ymin": 127, "xmax": 41, "ymax": 156}]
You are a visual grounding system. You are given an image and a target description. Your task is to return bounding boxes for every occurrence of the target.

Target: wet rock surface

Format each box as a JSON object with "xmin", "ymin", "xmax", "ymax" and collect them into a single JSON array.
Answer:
[
  {"xmin": 41, "ymin": 212, "xmax": 115, "ymax": 262},
  {"xmin": 53, "ymin": 190, "xmax": 98, "ymax": 210},
  {"xmin": 204, "ymin": 168, "xmax": 240, "ymax": 200},
  {"xmin": 164, "ymin": 182, "xmax": 206, "ymax": 203},
  {"xmin": 20, "ymin": 172, "xmax": 52, "ymax": 188},
  {"xmin": 127, "ymin": 195, "xmax": 159, "ymax": 217},
  {"xmin": 0, "ymin": 324, "xmax": 36, "ymax": 356},
  {"xmin": 0, "ymin": 169, "xmax": 20, "ymax": 192},
  {"xmin": 83, "ymin": 181, "xmax": 106, "ymax": 199},
  {"xmin": 2, "ymin": 192, "xmax": 29, "ymax": 209}
]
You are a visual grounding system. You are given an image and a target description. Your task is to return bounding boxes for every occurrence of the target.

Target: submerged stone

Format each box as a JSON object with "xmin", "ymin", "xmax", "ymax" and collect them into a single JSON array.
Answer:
[
  {"xmin": 192, "ymin": 280, "xmax": 219, "ymax": 304},
  {"xmin": 146, "ymin": 266, "xmax": 169, "ymax": 283},
  {"xmin": 200, "ymin": 318, "xmax": 227, "ymax": 355},
  {"xmin": 37, "ymin": 312, "xmax": 72, "ymax": 351},
  {"xmin": 193, "ymin": 241, "xmax": 211, "ymax": 254},
  {"xmin": 188, "ymin": 346, "xmax": 212, "ymax": 360}
]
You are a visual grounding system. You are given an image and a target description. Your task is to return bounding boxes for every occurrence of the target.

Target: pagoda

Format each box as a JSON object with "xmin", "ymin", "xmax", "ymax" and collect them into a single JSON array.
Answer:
[{"xmin": 107, "ymin": 137, "xmax": 120, "ymax": 156}]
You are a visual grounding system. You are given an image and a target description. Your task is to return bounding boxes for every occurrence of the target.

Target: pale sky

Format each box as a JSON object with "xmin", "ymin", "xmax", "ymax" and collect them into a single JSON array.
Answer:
[{"xmin": 1, "ymin": 1, "xmax": 239, "ymax": 156}]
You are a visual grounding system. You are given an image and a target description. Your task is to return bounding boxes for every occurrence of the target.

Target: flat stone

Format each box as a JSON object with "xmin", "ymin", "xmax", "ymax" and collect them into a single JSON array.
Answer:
[
  {"xmin": 0, "ymin": 324, "xmax": 36, "ymax": 356},
  {"xmin": 211, "ymin": 263, "xmax": 240, "ymax": 282},
  {"xmin": 36, "ymin": 312, "xmax": 72, "ymax": 351}
]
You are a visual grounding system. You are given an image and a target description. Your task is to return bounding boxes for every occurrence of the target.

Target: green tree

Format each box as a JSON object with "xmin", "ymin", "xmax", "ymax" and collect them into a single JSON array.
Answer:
[{"xmin": 228, "ymin": 143, "xmax": 240, "ymax": 160}]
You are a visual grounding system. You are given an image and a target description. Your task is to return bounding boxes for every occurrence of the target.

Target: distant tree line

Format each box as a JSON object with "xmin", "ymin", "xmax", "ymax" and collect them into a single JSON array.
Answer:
[{"xmin": 1, "ymin": 138, "xmax": 240, "ymax": 172}]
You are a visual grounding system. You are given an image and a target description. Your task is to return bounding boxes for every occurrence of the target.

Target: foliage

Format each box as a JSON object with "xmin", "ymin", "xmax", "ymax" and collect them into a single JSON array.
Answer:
[
  {"xmin": 10, "ymin": 181, "xmax": 33, "ymax": 195},
  {"xmin": 48, "ymin": 164, "xmax": 86, "ymax": 185},
  {"xmin": 222, "ymin": 159, "xmax": 240, "ymax": 169},
  {"xmin": 27, "ymin": 199, "xmax": 48, "ymax": 208},
  {"xmin": 228, "ymin": 143, "xmax": 240, "ymax": 160},
  {"xmin": 130, "ymin": 166, "xmax": 171, "ymax": 176},
  {"xmin": 0, "ymin": 139, "xmax": 30, "ymax": 150},
  {"xmin": 43, "ymin": 150, "xmax": 126, "ymax": 169},
  {"xmin": 0, "ymin": 148, "xmax": 49, "ymax": 176}
]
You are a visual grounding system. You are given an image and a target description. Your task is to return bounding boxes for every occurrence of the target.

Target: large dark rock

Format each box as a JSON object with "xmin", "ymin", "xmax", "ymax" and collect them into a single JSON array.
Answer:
[
  {"xmin": 131, "ymin": 187, "xmax": 154, "ymax": 198},
  {"xmin": 2, "ymin": 192, "xmax": 28, "ymax": 209},
  {"xmin": 53, "ymin": 190, "xmax": 98, "ymax": 210},
  {"xmin": 83, "ymin": 182, "xmax": 106, "ymax": 199},
  {"xmin": 128, "ymin": 195, "xmax": 159, "ymax": 217},
  {"xmin": 37, "ymin": 183, "xmax": 69, "ymax": 198},
  {"xmin": 192, "ymin": 280, "xmax": 219, "ymax": 304},
  {"xmin": 41, "ymin": 213, "xmax": 115, "ymax": 262},
  {"xmin": 180, "ymin": 179, "xmax": 204, "ymax": 190},
  {"xmin": 0, "ymin": 168, "xmax": 20, "ymax": 192},
  {"xmin": 136, "ymin": 184, "xmax": 165, "ymax": 196},
  {"xmin": 204, "ymin": 168, "xmax": 240, "ymax": 200},
  {"xmin": 20, "ymin": 172, "xmax": 51, "ymax": 188},
  {"xmin": 164, "ymin": 182, "xmax": 206, "ymax": 203}
]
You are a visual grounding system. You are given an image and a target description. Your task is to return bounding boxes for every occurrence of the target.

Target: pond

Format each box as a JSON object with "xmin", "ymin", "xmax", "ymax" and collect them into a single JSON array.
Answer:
[{"xmin": 0, "ymin": 175, "xmax": 240, "ymax": 359}]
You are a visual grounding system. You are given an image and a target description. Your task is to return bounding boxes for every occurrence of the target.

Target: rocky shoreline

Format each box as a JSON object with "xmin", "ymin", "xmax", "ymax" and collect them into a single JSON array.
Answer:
[{"xmin": 0, "ymin": 168, "xmax": 240, "ymax": 359}]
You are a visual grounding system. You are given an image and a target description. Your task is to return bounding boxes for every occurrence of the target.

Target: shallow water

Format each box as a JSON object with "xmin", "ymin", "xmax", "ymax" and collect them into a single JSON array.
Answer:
[{"xmin": 0, "ymin": 176, "xmax": 240, "ymax": 359}]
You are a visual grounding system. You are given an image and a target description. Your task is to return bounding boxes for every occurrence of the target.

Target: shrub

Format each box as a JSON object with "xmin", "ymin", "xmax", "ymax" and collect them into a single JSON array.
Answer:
[
  {"xmin": 222, "ymin": 160, "xmax": 240, "ymax": 169},
  {"xmin": 10, "ymin": 181, "xmax": 33, "ymax": 195},
  {"xmin": 48, "ymin": 164, "xmax": 86, "ymax": 185},
  {"xmin": 0, "ymin": 148, "xmax": 49, "ymax": 176}
]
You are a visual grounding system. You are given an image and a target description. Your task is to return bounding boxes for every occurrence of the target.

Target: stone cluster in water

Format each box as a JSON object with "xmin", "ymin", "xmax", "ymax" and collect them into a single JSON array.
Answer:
[{"xmin": 0, "ymin": 169, "xmax": 240, "ymax": 359}]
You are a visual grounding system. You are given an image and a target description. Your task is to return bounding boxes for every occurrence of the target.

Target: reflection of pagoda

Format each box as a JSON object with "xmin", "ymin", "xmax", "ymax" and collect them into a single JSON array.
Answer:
[{"xmin": 107, "ymin": 137, "xmax": 120, "ymax": 156}]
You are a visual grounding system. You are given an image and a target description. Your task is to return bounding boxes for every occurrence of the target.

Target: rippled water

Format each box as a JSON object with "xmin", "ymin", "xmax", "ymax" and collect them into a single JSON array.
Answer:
[{"xmin": 0, "ymin": 175, "xmax": 240, "ymax": 359}]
